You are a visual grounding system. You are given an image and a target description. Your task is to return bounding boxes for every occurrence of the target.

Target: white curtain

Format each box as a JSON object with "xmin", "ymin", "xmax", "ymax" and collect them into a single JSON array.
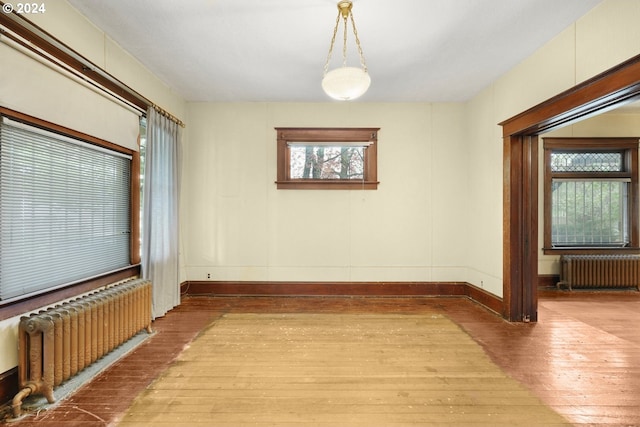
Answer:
[{"xmin": 142, "ymin": 108, "xmax": 182, "ymax": 318}]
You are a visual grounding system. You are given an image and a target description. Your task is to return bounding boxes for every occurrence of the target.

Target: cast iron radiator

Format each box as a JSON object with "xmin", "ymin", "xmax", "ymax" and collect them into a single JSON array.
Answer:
[
  {"xmin": 558, "ymin": 254, "xmax": 640, "ymax": 290},
  {"xmin": 11, "ymin": 278, "xmax": 152, "ymax": 418}
]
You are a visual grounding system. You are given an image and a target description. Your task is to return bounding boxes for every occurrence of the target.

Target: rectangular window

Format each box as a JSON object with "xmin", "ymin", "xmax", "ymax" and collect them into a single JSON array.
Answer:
[
  {"xmin": 551, "ymin": 179, "xmax": 629, "ymax": 246},
  {"xmin": 0, "ymin": 117, "xmax": 132, "ymax": 301},
  {"xmin": 543, "ymin": 138, "xmax": 639, "ymax": 254},
  {"xmin": 289, "ymin": 145, "xmax": 365, "ymax": 180},
  {"xmin": 276, "ymin": 128, "xmax": 379, "ymax": 190}
]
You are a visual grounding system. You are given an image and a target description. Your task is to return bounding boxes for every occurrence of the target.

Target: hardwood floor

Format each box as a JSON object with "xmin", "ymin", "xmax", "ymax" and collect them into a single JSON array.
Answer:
[
  {"xmin": 6, "ymin": 290, "xmax": 640, "ymax": 426},
  {"xmin": 119, "ymin": 312, "xmax": 569, "ymax": 426}
]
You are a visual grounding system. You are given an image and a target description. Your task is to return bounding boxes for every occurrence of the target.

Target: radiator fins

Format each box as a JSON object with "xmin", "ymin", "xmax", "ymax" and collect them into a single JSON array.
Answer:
[
  {"xmin": 11, "ymin": 278, "xmax": 152, "ymax": 419},
  {"xmin": 558, "ymin": 255, "xmax": 640, "ymax": 290}
]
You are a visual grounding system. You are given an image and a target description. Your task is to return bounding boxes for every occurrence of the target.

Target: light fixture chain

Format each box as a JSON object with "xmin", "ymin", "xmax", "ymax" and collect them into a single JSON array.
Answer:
[
  {"xmin": 349, "ymin": 12, "xmax": 367, "ymax": 72},
  {"xmin": 323, "ymin": 10, "xmax": 342, "ymax": 77},
  {"xmin": 342, "ymin": 15, "xmax": 348, "ymax": 67}
]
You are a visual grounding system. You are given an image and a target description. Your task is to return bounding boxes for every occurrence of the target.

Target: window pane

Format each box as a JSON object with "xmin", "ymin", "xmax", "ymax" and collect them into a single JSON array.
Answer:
[
  {"xmin": 551, "ymin": 152, "xmax": 623, "ymax": 172},
  {"xmin": 289, "ymin": 146, "xmax": 364, "ymax": 180},
  {"xmin": 0, "ymin": 118, "xmax": 131, "ymax": 301},
  {"xmin": 551, "ymin": 179, "xmax": 628, "ymax": 246}
]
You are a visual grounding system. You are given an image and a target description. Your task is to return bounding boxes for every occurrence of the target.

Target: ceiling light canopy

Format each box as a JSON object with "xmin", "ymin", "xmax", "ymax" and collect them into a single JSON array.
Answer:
[{"xmin": 322, "ymin": 1, "xmax": 370, "ymax": 101}]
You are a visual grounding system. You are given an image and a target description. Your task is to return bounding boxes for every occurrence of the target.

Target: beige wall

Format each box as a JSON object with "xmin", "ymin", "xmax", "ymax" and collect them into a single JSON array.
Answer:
[
  {"xmin": 0, "ymin": 41, "xmax": 141, "ymax": 150},
  {"xmin": 466, "ymin": 0, "xmax": 640, "ymax": 291},
  {"xmin": 181, "ymin": 102, "xmax": 469, "ymax": 284},
  {"xmin": 0, "ymin": 0, "xmax": 185, "ymax": 374}
]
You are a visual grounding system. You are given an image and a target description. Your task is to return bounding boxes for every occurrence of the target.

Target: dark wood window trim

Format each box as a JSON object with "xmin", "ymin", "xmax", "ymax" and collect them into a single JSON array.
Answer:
[
  {"xmin": 542, "ymin": 137, "xmax": 639, "ymax": 255},
  {"xmin": 0, "ymin": 8, "xmax": 182, "ymax": 126},
  {"xmin": 0, "ymin": 107, "xmax": 141, "ymax": 318},
  {"xmin": 0, "ymin": 9, "xmax": 148, "ymax": 112},
  {"xmin": 0, "ymin": 107, "xmax": 134, "ymax": 156},
  {"xmin": 275, "ymin": 127, "xmax": 379, "ymax": 190}
]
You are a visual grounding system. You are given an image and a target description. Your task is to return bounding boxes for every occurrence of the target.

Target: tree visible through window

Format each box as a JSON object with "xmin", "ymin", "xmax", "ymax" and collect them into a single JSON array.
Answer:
[
  {"xmin": 290, "ymin": 146, "xmax": 364, "ymax": 180},
  {"xmin": 543, "ymin": 138, "xmax": 639, "ymax": 254},
  {"xmin": 276, "ymin": 127, "xmax": 379, "ymax": 190}
]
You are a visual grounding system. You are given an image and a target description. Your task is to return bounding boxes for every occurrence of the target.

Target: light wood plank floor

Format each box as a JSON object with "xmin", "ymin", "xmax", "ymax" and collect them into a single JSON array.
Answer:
[
  {"xmin": 7, "ymin": 290, "xmax": 640, "ymax": 426},
  {"xmin": 119, "ymin": 313, "xmax": 570, "ymax": 426}
]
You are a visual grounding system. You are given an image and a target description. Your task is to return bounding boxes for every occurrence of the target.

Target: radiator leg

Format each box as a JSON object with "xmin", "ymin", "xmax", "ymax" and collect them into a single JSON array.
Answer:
[
  {"xmin": 145, "ymin": 282, "xmax": 153, "ymax": 334},
  {"xmin": 10, "ymin": 383, "xmax": 37, "ymax": 420}
]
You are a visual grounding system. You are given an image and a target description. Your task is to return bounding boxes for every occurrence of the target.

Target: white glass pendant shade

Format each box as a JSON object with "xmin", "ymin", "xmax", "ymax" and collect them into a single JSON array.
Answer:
[{"xmin": 322, "ymin": 66, "xmax": 371, "ymax": 100}]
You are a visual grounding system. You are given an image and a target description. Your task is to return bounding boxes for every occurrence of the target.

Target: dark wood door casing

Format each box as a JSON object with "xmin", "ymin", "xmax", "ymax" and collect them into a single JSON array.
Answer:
[{"xmin": 500, "ymin": 54, "xmax": 640, "ymax": 322}]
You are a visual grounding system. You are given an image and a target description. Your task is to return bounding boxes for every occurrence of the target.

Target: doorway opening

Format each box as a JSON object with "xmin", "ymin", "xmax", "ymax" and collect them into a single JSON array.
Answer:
[{"xmin": 500, "ymin": 54, "xmax": 640, "ymax": 322}]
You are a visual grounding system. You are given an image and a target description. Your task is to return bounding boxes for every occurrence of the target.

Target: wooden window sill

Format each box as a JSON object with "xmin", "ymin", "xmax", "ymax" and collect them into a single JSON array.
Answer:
[
  {"xmin": 543, "ymin": 247, "xmax": 640, "ymax": 255},
  {"xmin": 275, "ymin": 180, "xmax": 379, "ymax": 190}
]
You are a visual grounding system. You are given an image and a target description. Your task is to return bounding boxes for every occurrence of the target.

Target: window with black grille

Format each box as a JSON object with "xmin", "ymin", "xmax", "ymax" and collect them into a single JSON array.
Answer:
[{"xmin": 543, "ymin": 138, "xmax": 639, "ymax": 254}]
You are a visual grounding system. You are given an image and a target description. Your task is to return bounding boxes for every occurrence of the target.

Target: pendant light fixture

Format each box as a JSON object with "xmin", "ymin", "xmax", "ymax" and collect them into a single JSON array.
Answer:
[{"xmin": 322, "ymin": 1, "xmax": 370, "ymax": 101}]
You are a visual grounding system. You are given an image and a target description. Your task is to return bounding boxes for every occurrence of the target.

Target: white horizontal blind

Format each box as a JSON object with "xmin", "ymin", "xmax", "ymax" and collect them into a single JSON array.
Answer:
[{"xmin": 0, "ymin": 118, "xmax": 132, "ymax": 301}]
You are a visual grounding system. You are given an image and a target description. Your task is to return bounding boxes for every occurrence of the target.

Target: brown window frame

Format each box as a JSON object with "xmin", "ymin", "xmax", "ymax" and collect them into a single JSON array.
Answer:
[
  {"xmin": 543, "ymin": 137, "xmax": 639, "ymax": 255},
  {"xmin": 275, "ymin": 127, "xmax": 379, "ymax": 190},
  {"xmin": 0, "ymin": 107, "xmax": 141, "ymax": 320}
]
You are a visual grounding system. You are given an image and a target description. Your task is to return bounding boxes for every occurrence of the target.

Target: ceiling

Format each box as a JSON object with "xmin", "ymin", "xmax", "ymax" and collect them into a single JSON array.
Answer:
[{"xmin": 66, "ymin": 0, "xmax": 603, "ymax": 103}]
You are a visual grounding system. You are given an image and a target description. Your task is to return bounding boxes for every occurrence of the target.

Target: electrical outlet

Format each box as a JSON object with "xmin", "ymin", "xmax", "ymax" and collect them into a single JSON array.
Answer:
[{"xmin": 207, "ymin": 273, "xmax": 211, "ymax": 279}]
